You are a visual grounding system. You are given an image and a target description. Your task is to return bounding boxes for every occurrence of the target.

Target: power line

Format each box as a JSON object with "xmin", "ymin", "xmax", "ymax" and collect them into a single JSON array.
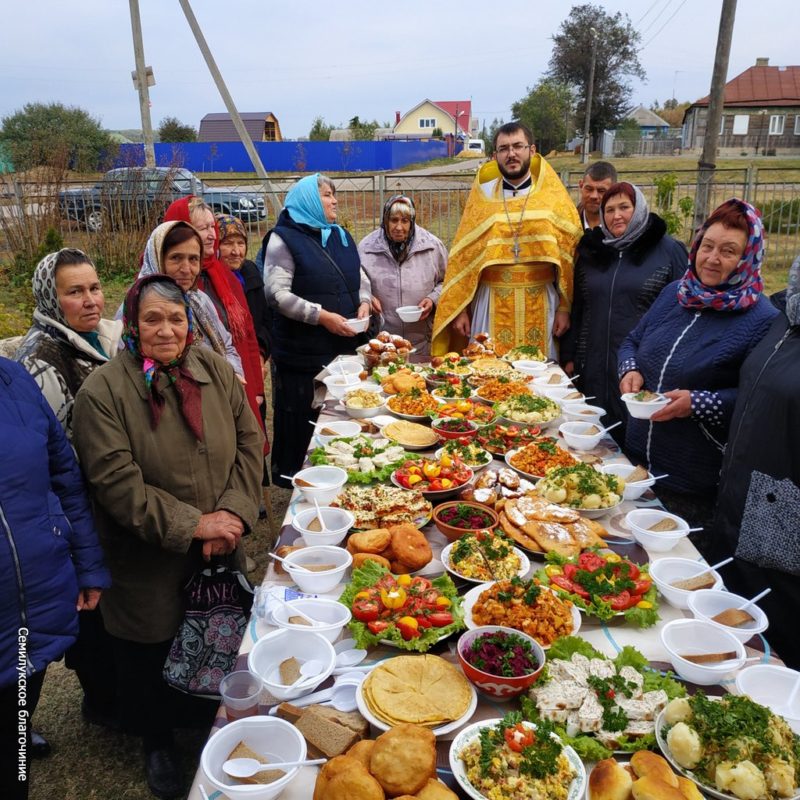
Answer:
[
  {"xmin": 634, "ymin": 0, "xmax": 664, "ymax": 26},
  {"xmin": 640, "ymin": 0, "xmax": 689, "ymax": 49},
  {"xmin": 639, "ymin": 0, "xmax": 675, "ymax": 36}
]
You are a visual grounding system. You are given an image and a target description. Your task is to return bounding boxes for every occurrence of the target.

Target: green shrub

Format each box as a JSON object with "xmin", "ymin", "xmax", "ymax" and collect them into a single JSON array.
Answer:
[{"xmin": 760, "ymin": 198, "xmax": 800, "ymax": 234}]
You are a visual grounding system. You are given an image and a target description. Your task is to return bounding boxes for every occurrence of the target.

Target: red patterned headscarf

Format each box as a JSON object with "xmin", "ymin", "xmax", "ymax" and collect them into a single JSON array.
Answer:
[{"xmin": 677, "ymin": 199, "xmax": 765, "ymax": 312}]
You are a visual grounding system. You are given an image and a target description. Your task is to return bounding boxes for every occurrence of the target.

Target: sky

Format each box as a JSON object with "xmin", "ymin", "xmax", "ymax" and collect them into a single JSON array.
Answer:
[{"xmin": 1, "ymin": 0, "xmax": 796, "ymax": 139}]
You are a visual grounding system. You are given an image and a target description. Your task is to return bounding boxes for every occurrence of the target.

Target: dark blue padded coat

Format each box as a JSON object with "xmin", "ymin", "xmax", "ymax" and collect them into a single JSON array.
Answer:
[
  {"xmin": 0, "ymin": 358, "xmax": 110, "ymax": 688},
  {"xmin": 617, "ymin": 282, "xmax": 778, "ymax": 495}
]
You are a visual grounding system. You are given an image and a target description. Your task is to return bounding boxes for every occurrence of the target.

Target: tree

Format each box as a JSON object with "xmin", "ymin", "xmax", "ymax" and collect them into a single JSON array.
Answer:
[
  {"xmin": 308, "ymin": 115, "xmax": 334, "ymax": 141},
  {"xmin": 511, "ymin": 79, "xmax": 575, "ymax": 154},
  {"xmin": 614, "ymin": 118, "xmax": 642, "ymax": 156},
  {"xmin": 481, "ymin": 117, "xmax": 505, "ymax": 155},
  {"xmin": 0, "ymin": 102, "xmax": 116, "ymax": 172},
  {"xmin": 157, "ymin": 116, "xmax": 197, "ymax": 142},
  {"xmin": 548, "ymin": 4, "xmax": 645, "ymax": 138},
  {"xmin": 649, "ymin": 99, "xmax": 692, "ymax": 128},
  {"xmin": 348, "ymin": 115, "xmax": 380, "ymax": 141}
]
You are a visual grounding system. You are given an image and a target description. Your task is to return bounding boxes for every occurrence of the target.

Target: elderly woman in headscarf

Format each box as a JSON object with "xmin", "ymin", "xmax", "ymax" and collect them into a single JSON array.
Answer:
[
  {"xmin": 73, "ymin": 274, "xmax": 263, "ymax": 799},
  {"xmin": 703, "ymin": 253, "xmax": 800, "ymax": 668},
  {"xmin": 560, "ymin": 182, "xmax": 687, "ymax": 440},
  {"xmin": 358, "ymin": 194, "xmax": 447, "ymax": 355},
  {"xmin": 133, "ymin": 220, "xmax": 244, "ymax": 379},
  {"xmin": 15, "ymin": 248, "xmax": 122, "ymax": 438},
  {"xmin": 618, "ymin": 199, "xmax": 779, "ymax": 542},
  {"xmin": 216, "ymin": 213, "xmax": 271, "ymax": 389},
  {"xmin": 262, "ymin": 173, "xmax": 371, "ymax": 486},
  {"xmin": 162, "ymin": 196, "xmax": 266, "ymax": 439},
  {"xmin": 14, "ymin": 249, "xmax": 121, "ymax": 738}
]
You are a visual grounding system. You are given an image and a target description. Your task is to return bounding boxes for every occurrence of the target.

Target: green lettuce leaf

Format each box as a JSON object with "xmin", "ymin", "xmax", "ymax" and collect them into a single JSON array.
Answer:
[
  {"xmin": 547, "ymin": 635, "xmax": 603, "ymax": 662},
  {"xmin": 309, "ymin": 438, "xmax": 409, "ymax": 484},
  {"xmin": 337, "ymin": 562, "xmax": 464, "ymax": 652}
]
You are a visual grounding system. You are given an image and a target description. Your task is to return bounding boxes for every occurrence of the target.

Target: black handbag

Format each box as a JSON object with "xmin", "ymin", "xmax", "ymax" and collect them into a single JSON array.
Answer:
[{"xmin": 162, "ymin": 559, "xmax": 254, "ymax": 696}]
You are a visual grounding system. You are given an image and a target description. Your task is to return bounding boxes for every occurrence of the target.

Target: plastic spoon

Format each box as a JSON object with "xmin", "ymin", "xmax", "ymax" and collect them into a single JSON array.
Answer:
[
  {"xmin": 334, "ymin": 638, "xmax": 357, "ymax": 654},
  {"xmin": 737, "ymin": 587, "xmax": 771, "ymax": 612},
  {"xmin": 269, "ymin": 553, "xmax": 313, "ymax": 573},
  {"xmin": 313, "ymin": 499, "xmax": 328, "ymax": 533},
  {"xmin": 287, "ymin": 659, "xmax": 324, "ymax": 687},
  {"xmin": 318, "ymin": 682, "xmax": 361, "ymax": 712},
  {"xmin": 334, "ymin": 648, "xmax": 367, "ymax": 669},
  {"xmin": 272, "ymin": 595, "xmax": 320, "ymax": 627},
  {"xmin": 223, "ymin": 757, "xmax": 327, "ymax": 779},
  {"xmin": 596, "ymin": 421, "xmax": 622, "ymax": 435},
  {"xmin": 280, "ymin": 474, "xmax": 317, "ymax": 487}
]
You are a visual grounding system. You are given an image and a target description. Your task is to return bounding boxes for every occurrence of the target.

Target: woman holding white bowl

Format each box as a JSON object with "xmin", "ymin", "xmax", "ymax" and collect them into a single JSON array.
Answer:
[{"xmin": 358, "ymin": 195, "xmax": 447, "ymax": 355}]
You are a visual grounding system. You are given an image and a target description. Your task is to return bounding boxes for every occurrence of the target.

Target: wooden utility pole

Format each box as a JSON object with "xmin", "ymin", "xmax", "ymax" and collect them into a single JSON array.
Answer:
[
  {"xmin": 693, "ymin": 0, "xmax": 737, "ymax": 230},
  {"xmin": 581, "ymin": 28, "xmax": 598, "ymax": 165},
  {"xmin": 129, "ymin": 0, "xmax": 155, "ymax": 167},
  {"xmin": 177, "ymin": 0, "xmax": 282, "ymax": 217}
]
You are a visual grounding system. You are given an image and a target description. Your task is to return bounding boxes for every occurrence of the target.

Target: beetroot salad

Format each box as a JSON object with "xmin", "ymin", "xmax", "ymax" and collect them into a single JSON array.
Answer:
[{"xmin": 463, "ymin": 630, "xmax": 539, "ymax": 677}]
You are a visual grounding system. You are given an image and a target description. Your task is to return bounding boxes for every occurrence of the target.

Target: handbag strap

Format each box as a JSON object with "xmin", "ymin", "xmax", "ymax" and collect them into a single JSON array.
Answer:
[{"xmin": 308, "ymin": 237, "xmax": 363, "ymax": 313}]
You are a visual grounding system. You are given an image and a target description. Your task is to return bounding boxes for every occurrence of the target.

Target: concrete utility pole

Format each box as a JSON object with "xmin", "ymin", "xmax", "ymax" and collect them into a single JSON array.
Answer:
[
  {"xmin": 693, "ymin": 0, "xmax": 737, "ymax": 230},
  {"xmin": 581, "ymin": 28, "xmax": 598, "ymax": 165},
  {"xmin": 129, "ymin": 0, "xmax": 156, "ymax": 167},
  {"xmin": 177, "ymin": 0, "xmax": 282, "ymax": 217}
]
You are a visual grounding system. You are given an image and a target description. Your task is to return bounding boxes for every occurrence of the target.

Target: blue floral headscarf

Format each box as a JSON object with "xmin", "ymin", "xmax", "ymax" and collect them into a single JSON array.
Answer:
[{"xmin": 284, "ymin": 174, "xmax": 348, "ymax": 248}]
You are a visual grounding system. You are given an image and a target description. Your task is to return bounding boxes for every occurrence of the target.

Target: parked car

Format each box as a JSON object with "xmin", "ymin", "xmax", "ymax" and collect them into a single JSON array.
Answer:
[{"xmin": 58, "ymin": 167, "xmax": 267, "ymax": 232}]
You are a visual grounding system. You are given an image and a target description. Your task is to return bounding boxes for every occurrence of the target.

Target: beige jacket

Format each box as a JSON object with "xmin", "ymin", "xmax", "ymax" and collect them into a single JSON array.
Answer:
[{"xmin": 73, "ymin": 346, "xmax": 263, "ymax": 643}]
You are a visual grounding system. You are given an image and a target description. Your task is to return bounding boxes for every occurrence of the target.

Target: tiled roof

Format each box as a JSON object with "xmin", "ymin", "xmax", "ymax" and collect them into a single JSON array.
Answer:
[
  {"xmin": 433, "ymin": 101, "xmax": 472, "ymax": 134},
  {"xmin": 694, "ymin": 65, "xmax": 800, "ymax": 107}
]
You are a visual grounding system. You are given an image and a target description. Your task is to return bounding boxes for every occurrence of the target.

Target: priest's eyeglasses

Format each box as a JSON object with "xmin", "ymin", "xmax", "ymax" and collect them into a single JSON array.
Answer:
[{"xmin": 496, "ymin": 143, "xmax": 531, "ymax": 156}]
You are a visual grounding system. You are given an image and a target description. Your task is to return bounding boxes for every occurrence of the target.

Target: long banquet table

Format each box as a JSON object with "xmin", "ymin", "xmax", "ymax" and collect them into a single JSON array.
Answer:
[{"xmin": 188, "ymin": 358, "xmax": 782, "ymax": 800}]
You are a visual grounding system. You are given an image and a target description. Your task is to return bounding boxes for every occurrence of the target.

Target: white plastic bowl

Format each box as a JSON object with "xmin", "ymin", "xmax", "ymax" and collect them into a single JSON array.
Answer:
[
  {"xmin": 626, "ymin": 509, "xmax": 690, "ymax": 552},
  {"xmin": 600, "ymin": 463, "xmax": 655, "ymax": 500},
  {"xmin": 314, "ymin": 420, "xmax": 362, "ymax": 446},
  {"xmin": 248, "ymin": 628, "xmax": 336, "ymax": 701},
  {"xmin": 324, "ymin": 358, "xmax": 363, "ymax": 376},
  {"xmin": 687, "ymin": 588, "xmax": 769, "ymax": 643},
  {"xmin": 282, "ymin": 545, "xmax": 353, "ymax": 593},
  {"xmin": 396, "ymin": 305, "xmax": 424, "ymax": 323},
  {"xmin": 621, "ymin": 391, "xmax": 670, "ymax": 419},
  {"xmin": 345, "ymin": 317, "xmax": 369, "ymax": 333},
  {"xmin": 201, "ymin": 714, "xmax": 307, "ymax": 799},
  {"xmin": 532, "ymin": 373, "xmax": 572, "ymax": 390},
  {"xmin": 649, "ymin": 557, "xmax": 724, "ymax": 609},
  {"xmin": 512, "ymin": 359, "xmax": 549, "ymax": 376},
  {"xmin": 660, "ymin": 618, "xmax": 746, "ymax": 685},
  {"xmin": 559, "ymin": 421, "xmax": 604, "ymax": 451},
  {"xmin": 343, "ymin": 385, "xmax": 386, "ymax": 419},
  {"xmin": 322, "ymin": 372, "xmax": 361, "ymax": 399},
  {"xmin": 271, "ymin": 597, "xmax": 352, "ymax": 643},
  {"xmin": 541, "ymin": 386, "xmax": 588, "ymax": 405},
  {"xmin": 563, "ymin": 404, "xmax": 606, "ymax": 425},
  {"xmin": 291, "ymin": 466, "xmax": 348, "ymax": 504},
  {"xmin": 291, "ymin": 507, "xmax": 355, "ymax": 546},
  {"xmin": 735, "ymin": 665, "xmax": 800, "ymax": 734}
]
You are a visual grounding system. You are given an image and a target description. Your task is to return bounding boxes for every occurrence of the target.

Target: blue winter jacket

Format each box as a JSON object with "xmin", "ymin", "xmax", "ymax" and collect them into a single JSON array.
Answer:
[
  {"xmin": 617, "ymin": 282, "xmax": 778, "ymax": 494},
  {"xmin": 0, "ymin": 358, "xmax": 110, "ymax": 688}
]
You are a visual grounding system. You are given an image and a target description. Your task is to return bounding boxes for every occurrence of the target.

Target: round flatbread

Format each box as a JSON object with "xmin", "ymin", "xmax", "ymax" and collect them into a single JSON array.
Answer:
[{"xmin": 383, "ymin": 420, "xmax": 438, "ymax": 448}]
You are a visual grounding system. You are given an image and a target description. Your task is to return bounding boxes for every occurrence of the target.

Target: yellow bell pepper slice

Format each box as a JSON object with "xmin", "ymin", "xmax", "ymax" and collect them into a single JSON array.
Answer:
[
  {"xmin": 440, "ymin": 452, "xmax": 453, "ymax": 468},
  {"xmin": 380, "ymin": 587, "xmax": 407, "ymax": 609},
  {"xmin": 456, "ymin": 401, "xmax": 472, "ymax": 413},
  {"xmin": 396, "ymin": 574, "xmax": 412, "ymax": 587},
  {"xmin": 604, "ymin": 553, "xmax": 622, "ymax": 563},
  {"xmin": 423, "ymin": 462, "xmax": 441, "ymax": 478},
  {"xmin": 435, "ymin": 596, "xmax": 451, "ymax": 607},
  {"xmin": 406, "ymin": 474, "xmax": 423, "ymax": 486},
  {"xmin": 544, "ymin": 565, "xmax": 563, "ymax": 577},
  {"xmin": 354, "ymin": 591, "xmax": 372, "ymax": 601},
  {"xmin": 397, "ymin": 615, "xmax": 418, "ymax": 629},
  {"xmin": 636, "ymin": 600, "xmax": 653, "ymax": 609},
  {"xmin": 440, "ymin": 478, "xmax": 453, "ymax": 489}
]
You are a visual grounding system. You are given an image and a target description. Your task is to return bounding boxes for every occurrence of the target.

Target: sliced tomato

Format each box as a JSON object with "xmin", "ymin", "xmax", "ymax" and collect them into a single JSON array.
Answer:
[
  {"xmin": 504, "ymin": 723, "xmax": 535, "ymax": 752},
  {"xmin": 420, "ymin": 589, "xmax": 441, "ymax": 606},
  {"xmin": 427, "ymin": 611, "xmax": 454, "ymax": 627},
  {"xmin": 352, "ymin": 598, "xmax": 380, "ymax": 622},
  {"xmin": 375, "ymin": 574, "xmax": 397, "ymax": 591},
  {"xmin": 397, "ymin": 620, "xmax": 420, "ymax": 640},
  {"xmin": 563, "ymin": 563, "xmax": 578, "ymax": 580},
  {"xmin": 603, "ymin": 590, "xmax": 632, "ymax": 611},
  {"xmin": 627, "ymin": 594, "xmax": 643, "ymax": 609},
  {"xmin": 570, "ymin": 583, "xmax": 591, "ymax": 600},
  {"xmin": 550, "ymin": 575, "xmax": 577, "ymax": 593},
  {"xmin": 627, "ymin": 562, "xmax": 641, "ymax": 580},
  {"xmin": 415, "ymin": 615, "xmax": 434, "ymax": 628},
  {"xmin": 633, "ymin": 578, "xmax": 652, "ymax": 595},
  {"xmin": 578, "ymin": 552, "xmax": 606, "ymax": 572},
  {"xmin": 410, "ymin": 577, "xmax": 432, "ymax": 592},
  {"xmin": 367, "ymin": 620, "xmax": 389, "ymax": 634}
]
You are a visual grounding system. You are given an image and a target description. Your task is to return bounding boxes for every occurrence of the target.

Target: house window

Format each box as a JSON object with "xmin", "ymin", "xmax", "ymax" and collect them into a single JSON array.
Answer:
[
  {"xmin": 732, "ymin": 115, "xmax": 749, "ymax": 135},
  {"xmin": 418, "ymin": 118, "xmax": 436, "ymax": 129},
  {"xmin": 794, "ymin": 116, "xmax": 800, "ymax": 135},
  {"xmin": 769, "ymin": 115, "xmax": 785, "ymax": 135}
]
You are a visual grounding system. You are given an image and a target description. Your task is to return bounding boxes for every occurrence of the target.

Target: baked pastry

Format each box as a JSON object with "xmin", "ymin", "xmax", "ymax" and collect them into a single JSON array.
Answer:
[
  {"xmin": 369, "ymin": 724, "xmax": 436, "ymax": 796},
  {"xmin": 589, "ymin": 758, "xmax": 634, "ymax": 800}
]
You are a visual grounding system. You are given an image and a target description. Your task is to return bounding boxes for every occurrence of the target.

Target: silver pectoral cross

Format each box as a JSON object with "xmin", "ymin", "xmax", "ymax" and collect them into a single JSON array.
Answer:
[{"xmin": 513, "ymin": 238, "xmax": 520, "ymax": 262}]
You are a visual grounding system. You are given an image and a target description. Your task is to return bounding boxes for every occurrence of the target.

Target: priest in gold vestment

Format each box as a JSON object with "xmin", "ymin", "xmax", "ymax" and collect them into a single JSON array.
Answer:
[{"xmin": 432, "ymin": 123, "xmax": 581, "ymax": 358}]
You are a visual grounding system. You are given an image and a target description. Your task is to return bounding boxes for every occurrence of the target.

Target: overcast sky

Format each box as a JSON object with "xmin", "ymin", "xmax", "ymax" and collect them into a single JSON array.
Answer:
[{"xmin": 1, "ymin": 0, "xmax": 796, "ymax": 138}]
